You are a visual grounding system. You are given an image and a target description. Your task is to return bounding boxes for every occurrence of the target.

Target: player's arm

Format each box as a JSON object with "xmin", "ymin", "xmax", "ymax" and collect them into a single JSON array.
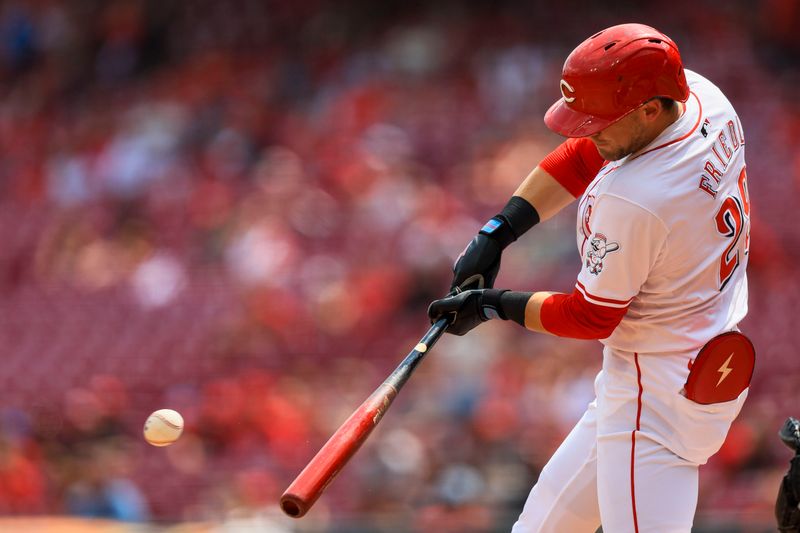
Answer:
[
  {"xmin": 432, "ymin": 195, "xmax": 666, "ymax": 339},
  {"xmin": 427, "ymin": 288, "xmax": 628, "ymax": 339},
  {"xmin": 522, "ymin": 290, "xmax": 629, "ymax": 339},
  {"xmin": 450, "ymin": 138, "xmax": 604, "ymax": 292},
  {"xmin": 519, "ymin": 136, "xmax": 607, "ymax": 219},
  {"xmin": 513, "ymin": 166, "xmax": 578, "ymax": 223}
]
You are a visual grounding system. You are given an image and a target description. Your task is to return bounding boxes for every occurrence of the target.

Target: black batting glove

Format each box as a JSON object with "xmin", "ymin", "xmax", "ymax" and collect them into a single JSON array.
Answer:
[
  {"xmin": 450, "ymin": 197, "xmax": 540, "ymax": 292},
  {"xmin": 428, "ymin": 289, "xmax": 507, "ymax": 336},
  {"xmin": 451, "ymin": 231, "xmax": 504, "ymax": 292}
]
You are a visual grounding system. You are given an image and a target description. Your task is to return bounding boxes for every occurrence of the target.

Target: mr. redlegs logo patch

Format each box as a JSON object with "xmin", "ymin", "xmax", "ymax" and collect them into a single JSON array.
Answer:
[
  {"xmin": 585, "ymin": 233, "xmax": 620, "ymax": 275},
  {"xmin": 683, "ymin": 331, "xmax": 755, "ymax": 404}
]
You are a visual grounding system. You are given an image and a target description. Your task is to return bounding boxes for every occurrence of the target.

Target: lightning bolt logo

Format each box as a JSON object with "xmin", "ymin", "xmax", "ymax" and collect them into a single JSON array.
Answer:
[{"xmin": 716, "ymin": 353, "xmax": 734, "ymax": 386}]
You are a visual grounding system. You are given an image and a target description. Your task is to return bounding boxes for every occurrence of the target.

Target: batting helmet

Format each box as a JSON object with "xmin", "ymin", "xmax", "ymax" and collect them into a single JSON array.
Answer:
[{"xmin": 544, "ymin": 23, "xmax": 690, "ymax": 138}]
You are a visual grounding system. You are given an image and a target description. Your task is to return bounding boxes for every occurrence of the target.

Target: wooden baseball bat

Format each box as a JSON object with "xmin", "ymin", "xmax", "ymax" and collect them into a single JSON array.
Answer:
[{"xmin": 279, "ymin": 317, "xmax": 451, "ymax": 518}]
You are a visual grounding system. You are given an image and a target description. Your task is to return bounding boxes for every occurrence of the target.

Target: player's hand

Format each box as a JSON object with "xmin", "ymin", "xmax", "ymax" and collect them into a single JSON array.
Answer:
[
  {"xmin": 451, "ymin": 233, "xmax": 503, "ymax": 292},
  {"xmin": 428, "ymin": 289, "xmax": 506, "ymax": 336},
  {"xmin": 451, "ymin": 198, "xmax": 540, "ymax": 292}
]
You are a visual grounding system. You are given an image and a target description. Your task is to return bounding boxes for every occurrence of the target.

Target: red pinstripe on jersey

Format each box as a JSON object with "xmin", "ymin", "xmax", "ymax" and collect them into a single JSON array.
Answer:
[
  {"xmin": 630, "ymin": 352, "xmax": 643, "ymax": 533},
  {"xmin": 630, "ymin": 92, "xmax": 702, "ymax": 161},
  {"xmin": 575, "ymin": 281, "xmax": 633, "ymax": 308}
]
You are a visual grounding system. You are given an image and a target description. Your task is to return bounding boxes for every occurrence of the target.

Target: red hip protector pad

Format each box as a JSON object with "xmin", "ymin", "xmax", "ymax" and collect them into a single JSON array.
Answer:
[{"xmin": 684, "ymin": 331, "xmax": 755, "ymax": 405}]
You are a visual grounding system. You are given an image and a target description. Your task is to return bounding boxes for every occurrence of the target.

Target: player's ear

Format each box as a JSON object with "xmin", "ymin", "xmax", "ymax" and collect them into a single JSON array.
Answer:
[{"xmin": 641, "ymin": 99, "xmax": 663, "ymax": 121}]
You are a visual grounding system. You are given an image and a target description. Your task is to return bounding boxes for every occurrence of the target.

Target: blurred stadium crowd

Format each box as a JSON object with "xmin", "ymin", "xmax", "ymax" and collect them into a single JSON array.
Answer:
[{"xmin": 0, "ymin": 0, "xmax": 797, "ymax": 531}]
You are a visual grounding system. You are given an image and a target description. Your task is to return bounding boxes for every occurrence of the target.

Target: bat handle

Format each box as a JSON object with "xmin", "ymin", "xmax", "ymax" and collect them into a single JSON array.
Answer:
[
  {"xmin": 422, "ymin": 316, "xmax": 451, "ymax": 345},
  {"xmin": 385, "ymin": 317, "xmax": 450, "ymax": 390}
]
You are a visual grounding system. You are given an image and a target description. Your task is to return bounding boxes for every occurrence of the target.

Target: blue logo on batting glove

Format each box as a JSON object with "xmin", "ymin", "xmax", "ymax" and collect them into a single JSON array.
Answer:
[{"xmin": 481, "ymin": 218, "xmax": 502, "ymax": 234}]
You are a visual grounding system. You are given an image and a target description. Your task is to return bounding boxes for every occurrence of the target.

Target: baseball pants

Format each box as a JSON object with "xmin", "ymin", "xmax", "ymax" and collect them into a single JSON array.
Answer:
[{"xmin": 511, "ymin": 348, "xmax": 747, "ymax": 533}]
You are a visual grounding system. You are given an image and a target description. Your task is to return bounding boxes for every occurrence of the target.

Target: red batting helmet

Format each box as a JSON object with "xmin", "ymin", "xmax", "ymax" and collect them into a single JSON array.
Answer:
[{"xmin": 544, "ymin": 23, "xmax": 690, "ymax": 138}]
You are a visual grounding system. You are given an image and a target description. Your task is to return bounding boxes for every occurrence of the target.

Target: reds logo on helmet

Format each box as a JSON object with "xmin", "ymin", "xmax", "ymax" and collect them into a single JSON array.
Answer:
[{"xmin": 560, "ymin": 79, "xmax": 576, "ymax": 102}]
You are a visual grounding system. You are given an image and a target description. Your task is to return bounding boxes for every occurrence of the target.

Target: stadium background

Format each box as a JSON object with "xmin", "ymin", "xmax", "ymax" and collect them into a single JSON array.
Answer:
[{"xmin": 0, "ymin": 0, "xmax": 797, "ymax": 531}]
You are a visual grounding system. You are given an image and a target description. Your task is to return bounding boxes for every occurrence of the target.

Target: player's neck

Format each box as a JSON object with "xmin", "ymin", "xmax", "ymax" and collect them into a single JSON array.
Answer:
[{"xmin": 653, "ymin": 103, "xmax": 683, "ymax": 137}]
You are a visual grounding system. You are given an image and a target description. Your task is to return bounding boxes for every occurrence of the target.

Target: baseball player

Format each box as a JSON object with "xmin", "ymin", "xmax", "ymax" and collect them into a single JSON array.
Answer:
[{"xmin": 428, "ymin": 23, "xmax": 755, "ymax": 532}]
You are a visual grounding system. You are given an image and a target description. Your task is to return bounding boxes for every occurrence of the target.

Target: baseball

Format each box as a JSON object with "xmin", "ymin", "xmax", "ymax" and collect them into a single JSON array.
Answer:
[{"xmin": 143, "ymin": 409, "xmax": 184, "ymax": 447}]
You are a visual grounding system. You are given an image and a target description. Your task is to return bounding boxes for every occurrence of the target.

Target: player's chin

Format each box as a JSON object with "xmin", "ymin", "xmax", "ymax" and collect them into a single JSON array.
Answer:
[{"xmin": 596, "ymin": 146, "xmax": 623, "ymax": 161}]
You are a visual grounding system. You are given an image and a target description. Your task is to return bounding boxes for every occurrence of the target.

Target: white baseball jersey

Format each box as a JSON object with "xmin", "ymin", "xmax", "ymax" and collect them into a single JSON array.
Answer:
[
  {"xmin": 513, "ymin": 70, "xmax": 752, "ymax": 533},
  {"xmin": 575, "ymin": 69, "xmax": 750, "ymax": 354}
]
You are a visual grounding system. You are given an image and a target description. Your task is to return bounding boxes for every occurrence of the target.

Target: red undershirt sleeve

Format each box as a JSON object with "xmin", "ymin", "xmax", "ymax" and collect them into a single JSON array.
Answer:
[
  {"xmin": 539, "ymin": 137, "xmax": 606, "ymax": 197},
  {"xmin": 540, "ymin": 287, "xmax": 630, "ymax": 340}
]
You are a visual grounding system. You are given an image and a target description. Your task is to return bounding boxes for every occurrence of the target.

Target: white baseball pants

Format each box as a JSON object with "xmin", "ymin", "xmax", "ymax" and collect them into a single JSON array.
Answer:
[{"xmin": 511, "ymin": 347, "xmax": 747, "ymax": 533}]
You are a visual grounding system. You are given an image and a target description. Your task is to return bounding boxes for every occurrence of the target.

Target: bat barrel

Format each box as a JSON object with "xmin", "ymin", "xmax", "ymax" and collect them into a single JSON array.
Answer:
[
  {"xmin": 280, "ymin": 382, "xmax": 399, "ymax": 517},
  {"xmin": 279, "ymin": 318, "xmax": 450, "ymax": 518}
]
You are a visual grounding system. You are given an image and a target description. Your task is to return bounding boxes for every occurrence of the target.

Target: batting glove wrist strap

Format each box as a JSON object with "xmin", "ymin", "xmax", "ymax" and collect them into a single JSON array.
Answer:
[
  {"xmin": 478, "ymin": 289, "xmax": 508, "ymax": 320},
  {"xmin": 480, "ymin": 196, "xmax": 540, "ymax": 249},
  {"xmin": 499, "ymin": 291, "xmax": 534, "ymax": 327}
]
